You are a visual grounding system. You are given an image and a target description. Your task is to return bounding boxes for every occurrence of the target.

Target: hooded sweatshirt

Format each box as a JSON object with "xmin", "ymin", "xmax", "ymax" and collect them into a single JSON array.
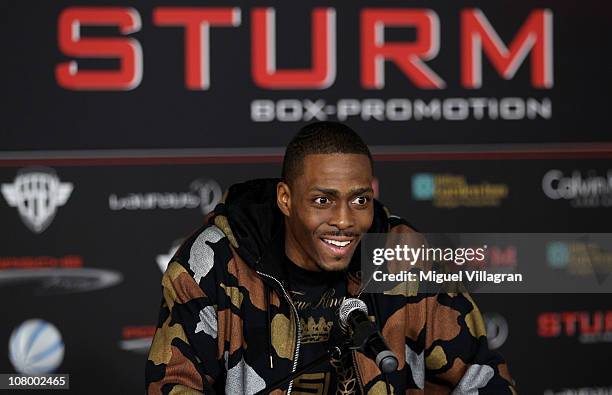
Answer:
[{"xmin": 145, "ymin": 178, "xmax": 516, "ymax": 394}]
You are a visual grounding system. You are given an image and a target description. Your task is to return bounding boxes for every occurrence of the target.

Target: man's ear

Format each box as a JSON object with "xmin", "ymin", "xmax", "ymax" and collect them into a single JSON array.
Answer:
[{"xmin": 277, "ymin": 181, "xmax": 291, "ymax": 216}]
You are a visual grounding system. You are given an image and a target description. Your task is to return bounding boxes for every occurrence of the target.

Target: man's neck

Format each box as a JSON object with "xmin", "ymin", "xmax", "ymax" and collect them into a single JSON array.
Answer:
[{"xmin": 284, "ymin": 226, "xmax": 320, "ymax": 272}]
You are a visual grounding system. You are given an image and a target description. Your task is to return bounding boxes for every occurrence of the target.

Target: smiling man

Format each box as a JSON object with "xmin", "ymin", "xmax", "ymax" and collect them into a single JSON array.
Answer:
[
  {"xmin": 145, "ymin": 122, "xmax": 516, "ymax": 394},
  {"xmin": 279, "ymin": 151, "xmax": 374, "ymax": 272}
]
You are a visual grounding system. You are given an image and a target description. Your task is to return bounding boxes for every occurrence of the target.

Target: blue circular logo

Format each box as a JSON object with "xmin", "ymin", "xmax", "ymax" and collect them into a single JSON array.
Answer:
[
  {"xmin": 412, "ymin": 174, "xmax": 435, "ymax": 200},
  {"xmin": 9, "ymin": 319, "xmax": 65, "ymax": 374}
]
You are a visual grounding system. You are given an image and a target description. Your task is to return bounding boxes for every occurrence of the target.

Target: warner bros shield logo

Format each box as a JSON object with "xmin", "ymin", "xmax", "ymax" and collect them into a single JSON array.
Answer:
[{"xmin": 1, "ymin": 168, "xmax": 73, "ymax": 233}]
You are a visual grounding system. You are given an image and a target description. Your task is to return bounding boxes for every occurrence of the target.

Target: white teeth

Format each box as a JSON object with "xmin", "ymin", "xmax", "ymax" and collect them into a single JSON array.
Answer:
[{"xmin": 323, "ymin": 239, "xmax": 351, "ymax": 247}]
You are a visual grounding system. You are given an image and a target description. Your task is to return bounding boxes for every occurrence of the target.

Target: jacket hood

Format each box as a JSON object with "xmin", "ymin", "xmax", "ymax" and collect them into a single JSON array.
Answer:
[{"xmin": 209, "ymin": 178, "xmax": 389, "ymax": 279}]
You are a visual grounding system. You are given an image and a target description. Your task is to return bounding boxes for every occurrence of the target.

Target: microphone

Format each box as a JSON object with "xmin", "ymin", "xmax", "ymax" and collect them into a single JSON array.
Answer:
[{"xmin": 338, "ymin": 298, "xmax": 398, "ymax": 374}]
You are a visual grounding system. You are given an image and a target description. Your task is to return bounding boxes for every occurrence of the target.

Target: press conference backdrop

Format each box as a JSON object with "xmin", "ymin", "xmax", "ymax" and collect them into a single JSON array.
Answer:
[{"xmin": 1, "ymin": 0, "xmax": 611, "ymax": 393}]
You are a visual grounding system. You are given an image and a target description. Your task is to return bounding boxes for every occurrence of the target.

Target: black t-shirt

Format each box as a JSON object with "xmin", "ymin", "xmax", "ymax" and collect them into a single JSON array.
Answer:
[{"xmin": 285, "ymin": 255, "xmax": 361, "ymax": 395}]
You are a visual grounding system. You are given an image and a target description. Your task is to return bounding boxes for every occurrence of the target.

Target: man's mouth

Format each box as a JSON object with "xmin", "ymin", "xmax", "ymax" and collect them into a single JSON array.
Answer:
[{"xmin": 319, "ymin": 236, "xmax": 355, "ymax": 256}]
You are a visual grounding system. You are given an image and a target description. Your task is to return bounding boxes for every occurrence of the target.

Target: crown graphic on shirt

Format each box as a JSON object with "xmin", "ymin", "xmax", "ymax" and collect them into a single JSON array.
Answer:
[{"xmin": 300, "ymin": 317, "xmax": 334, "ymax": 344}]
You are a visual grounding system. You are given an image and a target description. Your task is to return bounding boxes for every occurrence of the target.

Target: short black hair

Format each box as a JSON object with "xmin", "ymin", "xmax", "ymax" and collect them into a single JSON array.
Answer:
[{"xmin": 282, "ymin": 121, "xmax": 373, "ymax": 184}]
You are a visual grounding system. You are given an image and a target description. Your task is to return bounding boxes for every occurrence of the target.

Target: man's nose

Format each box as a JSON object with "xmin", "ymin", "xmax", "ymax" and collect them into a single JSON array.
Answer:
[{"xmin": 329, "ymin": 202, "xmax": 354, "ymax": 230}]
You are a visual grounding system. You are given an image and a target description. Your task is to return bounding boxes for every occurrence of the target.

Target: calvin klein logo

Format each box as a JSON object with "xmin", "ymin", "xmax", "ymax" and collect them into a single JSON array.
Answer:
[{"xmin": 1, "ymin": 168, "xmax": 73, "ymax": 233}]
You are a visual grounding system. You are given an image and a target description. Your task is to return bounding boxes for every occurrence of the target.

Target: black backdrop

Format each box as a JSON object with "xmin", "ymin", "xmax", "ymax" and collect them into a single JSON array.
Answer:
[{"xmin": 1, "ymin": 1, "xmax": 611, "ymax": 394}]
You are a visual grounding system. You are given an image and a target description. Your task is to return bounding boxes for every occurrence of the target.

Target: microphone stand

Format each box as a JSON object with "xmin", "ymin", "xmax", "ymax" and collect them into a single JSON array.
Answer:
[{"xmin": 255, "ymin": 343, "xmax": 348, "ymax": 395}]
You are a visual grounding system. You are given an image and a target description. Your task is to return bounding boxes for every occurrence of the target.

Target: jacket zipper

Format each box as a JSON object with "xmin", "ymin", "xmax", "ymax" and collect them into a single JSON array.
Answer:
[{"xmin": 256, "ymin": 271, "xmax": 302, "ymax": 395}]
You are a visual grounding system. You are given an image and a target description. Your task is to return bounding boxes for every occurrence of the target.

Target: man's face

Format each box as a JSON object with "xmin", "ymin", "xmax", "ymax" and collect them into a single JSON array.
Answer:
[{"xmin": 278, "ymin": 153, "xmax": 374, "ymax": 272}]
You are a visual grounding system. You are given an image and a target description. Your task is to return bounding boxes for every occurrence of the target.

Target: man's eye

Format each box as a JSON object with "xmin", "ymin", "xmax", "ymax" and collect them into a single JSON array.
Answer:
[
  {"xmin": 352, "ymin": 196, "xmax": 369, "ymax": 205},
  {"xmin": 314, "ymin": 197, "xmax": 330, "ymax": 205}
]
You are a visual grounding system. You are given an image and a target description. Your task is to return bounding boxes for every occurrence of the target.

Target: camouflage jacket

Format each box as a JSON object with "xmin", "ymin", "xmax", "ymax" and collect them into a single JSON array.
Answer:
[{"xmin": 145, "ymin": 179, "xmax": 516, "ymax": 394}]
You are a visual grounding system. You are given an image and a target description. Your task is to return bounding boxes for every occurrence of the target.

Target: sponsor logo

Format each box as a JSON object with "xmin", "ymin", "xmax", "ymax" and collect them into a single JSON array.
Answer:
[
  {"xmin": 1, "ymin": 168, "xmax": 73, "ymax": 233},
  {"xmin": 0, "ymin": 255, "xmax": 123, "ymax": 294},
  {"xmin": 546, "ymin": 241, "xmax": 570, "ymax": 268},
  {"xmin": 411, "ymin": 173, "xmax": 509, "ymax": 208},
  {"xmin": 546, "ymin": 241, "xmax": 612, "ymax": 280},
  {"xmin": 109, "ymin": 178, "xmax": 222, "ymax": 213},
  {"xmin": 483, "ymin": 313, "xmax": 509, "ymax": 350},
  {"xmin": 537, "ymin": 310, "xmax": 612, "ymax": 343},
  {"xmin": 251, "ymin": 97, "xmax": 551, "ymax": 122},
  {"xmin": 488, "ymin": 246, "xmax": 517, "ymax": 267},
  {"xmin": 9, "ymin": 319, "xmax": 65, "ymax": 374},
  {"xmin": 57, "ymin": 7, "xmax": 553, "ymax": 92},
  {"xmin": 56, "ymin": 7, "xmax": 554, "ymax": 124},
  {"xmin": 542, "ymin": 169, "xmax": 612, "ymax": 207},
  {"xmin": 119, "ymin": 325, "xmax": 155, "ymax": 353},
  {"xmin": 412, "ymin": 174, "xmax": 435, "ymax": 200},
  {"xmin": 465, "ymin": 245, "xmax": 517, "ymax": 270},
  {"xmin": 156, "ymin": 241, "xmax": 182, "ymax": 273}
]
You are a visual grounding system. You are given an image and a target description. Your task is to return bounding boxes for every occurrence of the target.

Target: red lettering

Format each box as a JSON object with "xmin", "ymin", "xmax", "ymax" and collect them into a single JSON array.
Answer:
[
  {"xmin": 154, "ymin": 7, "xmax": 241, "ymax": 90},
  {"xmin": 122, "ymin": 326, "xmax": 156, "ymax": 339},
  {"xmin": 56, "ymin": 7, "xmax": 143, "ymax": 90},
  {"xmin": 61, "ymin": 255, "xmax": 84, "ymax": 268},
  {"xmin": 361, "ymin": 9, "xmax": 445, "ymax": 89},
  {"xmin": 252, "ymin": 8, "xmax": 336, "ymax": 89},
  {"xmin": 490, "ymin": 246, "xmax": 517, "ymax": 266},
  {"xmin": 579, "ymin": 311, "xmax": 603, "ymax": 335},
  {"xmin": 561, "ymin": 312, "xmax": 578, "ymax": 336},
  {"xmin": 606, "ymin": 311, "xmax": 612, "ymax": 332},
  {"xmin": 537, "ymin": 312, "xmax": 560, "ymax": 337},
  {"xmin": 55, "ymin": 6, "xmax": 556, "ymax": 91},
  {"xmin": 461, "ymin": 8, "xmax": 553, "ymax": 88}
]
